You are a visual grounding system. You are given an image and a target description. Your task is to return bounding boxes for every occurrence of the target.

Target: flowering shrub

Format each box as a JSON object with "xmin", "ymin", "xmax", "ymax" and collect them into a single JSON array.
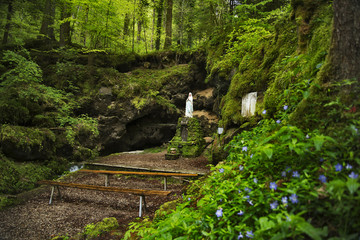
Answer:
[{"xmin": 125, "ymin": 107, "xmax": 360, "ymax": 239}]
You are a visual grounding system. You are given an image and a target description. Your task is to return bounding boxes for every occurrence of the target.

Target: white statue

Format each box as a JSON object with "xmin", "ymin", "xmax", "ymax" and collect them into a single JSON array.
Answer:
[{"xmin": 185, "ymin": 92, "xmax": 193, "ymax": 118}]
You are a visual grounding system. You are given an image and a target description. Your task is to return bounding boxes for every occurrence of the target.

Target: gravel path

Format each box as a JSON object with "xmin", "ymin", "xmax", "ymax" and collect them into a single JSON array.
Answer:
[{"xmin": 0, "ymin": 151, "xmax": 210, "ymax": 240}]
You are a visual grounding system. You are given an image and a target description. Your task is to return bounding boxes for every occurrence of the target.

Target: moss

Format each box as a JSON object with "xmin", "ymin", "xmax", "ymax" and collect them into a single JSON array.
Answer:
[
  {"xmin": 153, "ymin": 199, "xmax": 179, "ymax": 223},
  {"xmin": 0, "ymin": 196, "xmax": 17, "ymax": 210},
  {"xmin": 0, "ymin": 154, "xmax": 53, "ymax": 195},
  {"xmin": 82, "ymin": 217, "xmax": 120, "ymax": 239},
  {"xmin": 167, "ymin": 117, "xmax": 205, "ymax": 158},
  {"xmin": 0, "ymin": 124, "xmax": 56, "ymax": 156}
]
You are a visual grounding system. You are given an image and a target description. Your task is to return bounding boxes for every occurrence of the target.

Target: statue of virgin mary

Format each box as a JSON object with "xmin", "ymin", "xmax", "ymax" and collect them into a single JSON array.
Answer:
[{"xmin": 185, "ymin": 92, "xmax": 193, "ymax": 118}]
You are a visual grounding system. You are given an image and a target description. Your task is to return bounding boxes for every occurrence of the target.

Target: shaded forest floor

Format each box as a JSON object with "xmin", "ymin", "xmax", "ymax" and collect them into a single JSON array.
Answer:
[{"xmin": 0, "ymin": 151, "xmax": 210, "ymax": 240}]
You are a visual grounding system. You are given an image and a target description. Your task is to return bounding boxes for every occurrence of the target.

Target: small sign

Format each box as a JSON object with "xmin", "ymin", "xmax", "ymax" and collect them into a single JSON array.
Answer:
[{"xmin": 218, "ymin": 127, "xmax": 224, "ymax": 135}]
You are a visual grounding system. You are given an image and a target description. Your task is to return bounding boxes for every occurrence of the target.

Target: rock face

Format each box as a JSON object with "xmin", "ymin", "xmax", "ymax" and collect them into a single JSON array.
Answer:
[{"xmin": 82, "ymin": 51, "xmax": 215, "ymax": 155}]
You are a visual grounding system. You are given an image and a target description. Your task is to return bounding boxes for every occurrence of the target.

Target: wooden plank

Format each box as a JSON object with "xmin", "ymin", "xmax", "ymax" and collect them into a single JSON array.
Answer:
[
  {"xmin": 37, "ymin": 180, "xmax": 171, "ymax": 196},
  {"xmin": 84, "ymin": 163, "xmax": 207, "ymax": 175},
  {"xmin": 79, "ymin": 169, "xmax": 198, "ymax": 177}
]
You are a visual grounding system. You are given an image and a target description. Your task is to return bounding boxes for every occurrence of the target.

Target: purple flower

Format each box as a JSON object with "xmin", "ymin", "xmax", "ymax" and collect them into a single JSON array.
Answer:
[
  {"xmin": 238, "ymin": 189, "xmax": 242, "ymax": 193},
  {"xmin": 286, "ymin": 216, "xmax": 291, "ymax": 222},
  {"xmin": 349, "ymin": 172, "xmax": 359, "ymax": 179},
  {"xmin": 281, "ymin": 171, "xmax": 286, "ymax": 177},
  {"xmin": 244, "ymin": 187, "xmax": 252, "ymax": 192},
  {"xmin": 239, "ymin": 165, "xmax": 244, "ymax": 171},
  {"xmin": 306, "ymin": 134, "xmax": 310, "ymax": 139},
  {"xmin": 250, "ymin": 154, "xmax": 253, "ymax": 158},
  {"xmin": 248, "ymin": 200, "xmax": 253, "ymax": 205},
  {"xmin": 237, "ymin": 210, "xmax": 244, "ymax": 216},
  {"xmin": 281, "ymin": 196, "xmax": 288, "ymax": 205},
  {"xmin": 219, "ymin": 168, "xmax": 224, "ymax": 173},
  {"xmin": 319, "ymin": 175, "xmax": 327, "ymax": 183},
  {"xmin": 253, "ymin": 178, "xmax": 258, "ymax": 184},
  {"xmin": 238, "ymin": 232, "xmax": 244, "ymax": 239},
  {"xmin": 244, "ymin": 195, "xmax": 250, "ymax": 199},
  {"xmin": 270, "ymin": 182, "xmax": 277, "ymax": 190},
  {"xmin": 188, "ymin": 197, "xmax": 191, "ymax": 201},
  {"xmin": 285, "ymin": 166, "xmax": 291, "ymax": 172},
  {"xmin": 246, "ymin": 231, "xmax": 254, "ymax": 238},
  {"xmin": 335, "ymin": 163, "xmax": 343, "ymax": 172},
  {"xmin": 289, "ymin": 194, "xmax": 298, "ymax": 204},
  {"xmin": 270, "ymin": 201, "xmax": 278, "ymax": 210},
  {"xmin": 346, "ymin": 164, "xmax": 353, "ymax": 170},
  {"xmin": 276, "ymin": 120, "xmax": 281, "ymax": 124},
  {"xmin": 242, "ymin": 146, "xmax": 248, "ymax": 152},
  {"xmin": 320, "ymin": 157, "xmax": 324, "ymax": 162},
  {"xmin": 292, "ymin": 171, "xmax": 300, "ymax": 178},
  {"xmin": 216, "ymin": 209, "xmax": 223, "ymax": 218},
  {"xmin": 284, "ymin": 105, "xmax": 288, "ymax": 110},
  {"xmin": 262, "ymin": 110, "xmax": 267, "ymax": 114}
]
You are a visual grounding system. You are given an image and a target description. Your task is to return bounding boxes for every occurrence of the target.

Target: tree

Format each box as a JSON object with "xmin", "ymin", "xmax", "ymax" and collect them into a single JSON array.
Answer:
[
  {"xmin": 59, "ymin": 0, "xmax": 72, "ymax": 47},
  {"xmin": 39, "ymin": 0, "xmax": 56, "ymax": 41},
  {"xmin": 326, "ymin": 0, "xmax": 360, "ymax": 84},
  {"xmin": 2, "ymin": 0, "xmax": 13, "ymax": 45},
  {"xmin": 164, "ymin": 0, "xmax": 173, "ymax": 49},
  {"xmin": 155, "ymin": 0, "xmax": 164, "ymax": 50}
]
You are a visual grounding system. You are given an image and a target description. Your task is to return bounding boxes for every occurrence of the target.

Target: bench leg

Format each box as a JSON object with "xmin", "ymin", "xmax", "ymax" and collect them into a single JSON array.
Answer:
[
  {"xmin": 139, "ymin": 195, "xmax": 147, "ymax": 217},
  {"xmin": 164, "ymin": 177, "xmax": 167, "ymax": 191},
  {"xmin": 105, "ymin": 174, "xmax": 110, "ymax": 187},
  {"xmin": 49, "ymin": 186, "xmax": 55, "ymax": 204},
  {"xmin": 56, "ymin": 186, "xmax": 62, "ymax": 200}
]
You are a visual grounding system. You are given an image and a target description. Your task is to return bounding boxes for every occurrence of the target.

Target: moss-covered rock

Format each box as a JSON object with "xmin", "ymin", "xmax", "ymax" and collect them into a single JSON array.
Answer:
[
  {"xmin": 82, "ymin": 217, "xmax": 120, "ymax": 239},
  {"xmin": 166, "ymin": 117, "xmax": 206, "ymax": 158}
]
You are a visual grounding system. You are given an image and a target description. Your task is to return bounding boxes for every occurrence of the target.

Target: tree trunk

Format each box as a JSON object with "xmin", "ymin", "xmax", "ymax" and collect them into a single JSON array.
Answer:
[
  {"xmin": 327, "ymin": 0, "xmax": 360, "ymax": 83},
  {"xmin": 151, "ymin": 1, "xmax": 156, "ymax": 49},
  {"xmin": 124, "ymin": 13, "xmax": 130, "ymax": 37},
  {"xmin": 40, "ymin": 0, "xmax": 56, "ymax": 41},
  {"xmin": 104, "ymin": 0, "xmax": 112, "ymax": 48},
  {"xmin": 132, "ymin": 0, "xmax": 136, "ymax": 52},
  {"xmin": 137, "ymin": 20, "xmax": 142, "ymax": 42},
  {"xmin": 81, "ymin": 4, "xmax": 89, "ymax": 46},
  {"xmin": 60, "ymin": 2, "xmax": 72, "ymax": 47},
  {"xmin": 164, "ymin": 0, "xmax": 173, "ymax": 49},
  {"xmin": 155, "ymin": 0, "xmax": 164, "ymax": 50},
  {"xmin": 2, "ymin": 1, "xmax": 13, "ymax": 45}
]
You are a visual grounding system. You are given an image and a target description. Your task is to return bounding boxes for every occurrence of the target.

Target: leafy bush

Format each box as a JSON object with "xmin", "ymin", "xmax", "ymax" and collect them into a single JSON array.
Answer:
[{"xmin": 125, "ymin": 104, "xmax": 360, "ymax": 239}]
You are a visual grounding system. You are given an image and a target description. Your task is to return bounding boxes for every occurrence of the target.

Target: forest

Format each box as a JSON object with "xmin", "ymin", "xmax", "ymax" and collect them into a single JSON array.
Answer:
[{"xmin": 0, "ymin": 0, "xmax": 359, "ymax": 239}]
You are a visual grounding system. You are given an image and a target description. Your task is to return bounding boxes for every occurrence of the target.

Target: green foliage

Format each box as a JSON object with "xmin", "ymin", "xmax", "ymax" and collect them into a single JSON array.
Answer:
[
  {"xmin": 0, "ymin": 154, "xmax": 53, "ymax": 195},
  {"xmin": 125, "ymin": 102, "xmax": 360, "ymax": 239},
  {"xmin": 82, "ymin": 217, "xmax": 119, "ymax": 239}
]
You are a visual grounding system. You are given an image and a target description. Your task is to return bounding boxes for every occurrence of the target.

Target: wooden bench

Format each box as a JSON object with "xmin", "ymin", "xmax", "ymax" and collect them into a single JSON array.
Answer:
[
  {"xmin": 78, "ymin": 169, "xmax": 199, "ymax": 190},
  {"xmin": 37, "ymin": 180, "xmax": 171, "ymax": 217}
]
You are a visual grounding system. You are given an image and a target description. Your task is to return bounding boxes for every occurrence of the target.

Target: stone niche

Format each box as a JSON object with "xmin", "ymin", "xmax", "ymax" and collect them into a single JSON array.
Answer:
[
  {"xmin": 241, "ymin": 92, "xmax": 257, "ymax": 117},
  {"xmin": 165, "ymin": 117, "xmax": 205, "ymax": 160}
]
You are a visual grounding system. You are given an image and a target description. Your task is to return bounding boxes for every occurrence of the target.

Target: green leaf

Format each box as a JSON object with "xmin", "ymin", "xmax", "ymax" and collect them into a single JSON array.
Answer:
[
  {"xmin": 312, "ymin": 136, "xmax": 325, "ymax": 151},
  {"xmin": 297, "ymin": 221, "xmax": 327, "ymax": 240},
  {"xmin": 346, "ymin": 178, "xmax": 360, "ymax": 195},
  {"xmin": 263, "ymin": 145, "xmax": 273, "ymax": 159},
  {"xmin": 259, "ymin": 217, "xmax": 275, "ymax": 230},
  {"xmin": 303, "ymin": 90, "xmax": 310, "ymax": 99}
]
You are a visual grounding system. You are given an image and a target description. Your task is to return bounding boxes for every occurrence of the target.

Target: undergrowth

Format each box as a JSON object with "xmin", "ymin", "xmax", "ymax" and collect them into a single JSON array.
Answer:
[{"xmin": 124, "ymin": 102, "xmax": 360, "ymax": 239}]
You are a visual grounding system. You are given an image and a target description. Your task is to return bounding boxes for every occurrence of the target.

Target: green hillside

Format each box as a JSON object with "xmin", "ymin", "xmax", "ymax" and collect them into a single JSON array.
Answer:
[{"xmin": 0, "ymin": 0, "xmax": 359, "ymax": 239}]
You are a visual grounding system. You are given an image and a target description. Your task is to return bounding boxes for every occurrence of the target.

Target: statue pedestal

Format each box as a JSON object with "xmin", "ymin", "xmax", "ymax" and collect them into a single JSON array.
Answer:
[{"xmin": 165, "ymin": 117, "xmax": 205, "ymax": 160}]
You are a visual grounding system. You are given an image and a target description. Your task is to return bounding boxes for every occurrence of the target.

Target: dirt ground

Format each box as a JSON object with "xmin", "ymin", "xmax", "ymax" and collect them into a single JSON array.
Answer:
[{"xmin": 0, "ymin": 151, "xmax": 210, "ymax": 240}]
